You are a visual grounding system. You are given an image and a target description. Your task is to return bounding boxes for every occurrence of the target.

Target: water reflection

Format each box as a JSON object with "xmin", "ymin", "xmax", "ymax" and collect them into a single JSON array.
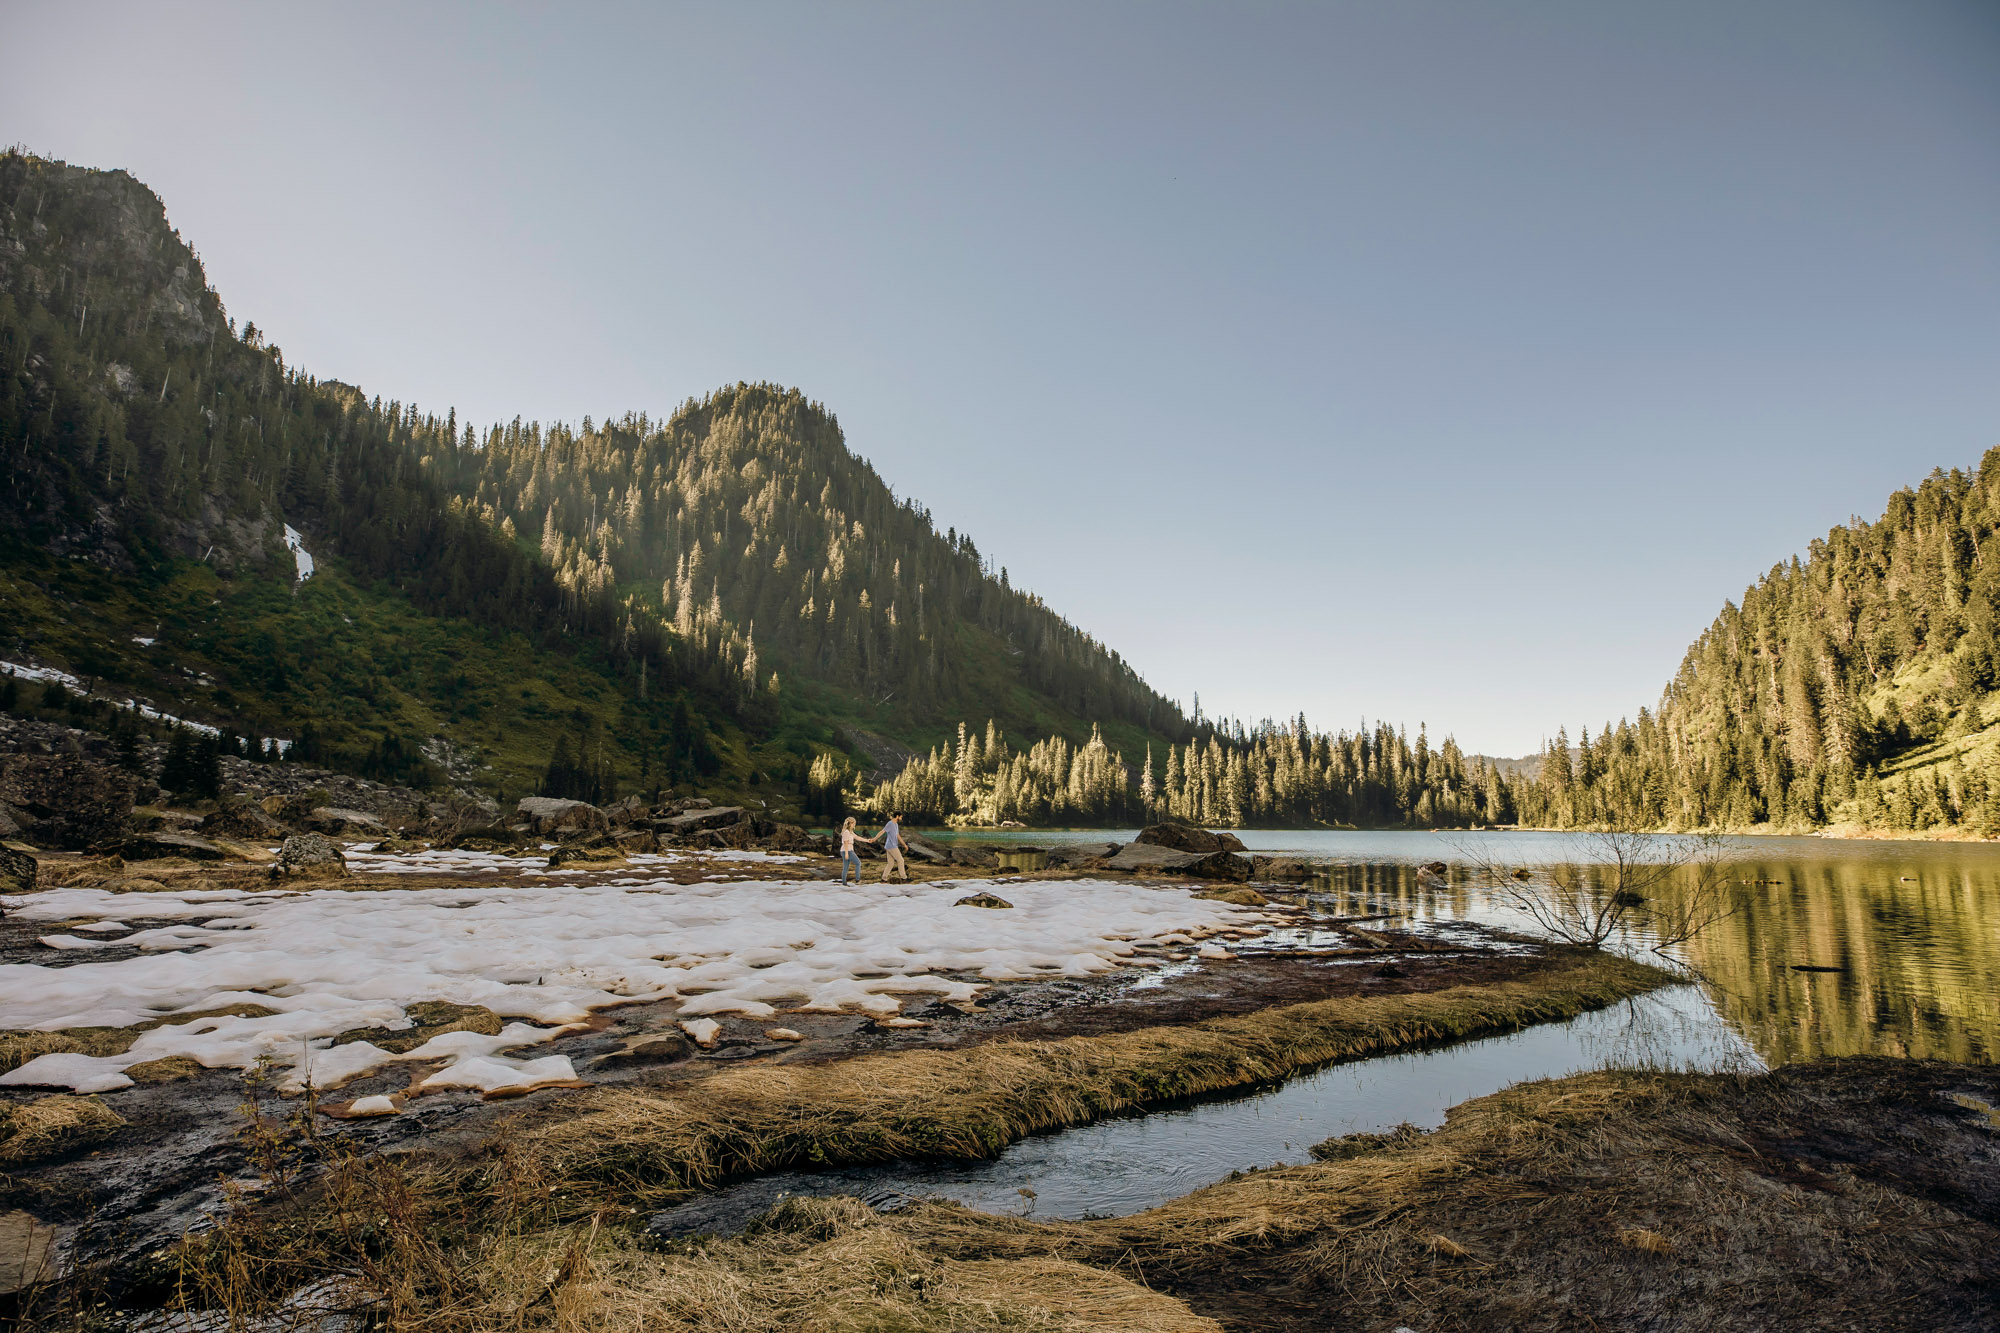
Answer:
[{"xmin": 949, "ymin": 828, "xmax": 2000, "ymax": 1067}]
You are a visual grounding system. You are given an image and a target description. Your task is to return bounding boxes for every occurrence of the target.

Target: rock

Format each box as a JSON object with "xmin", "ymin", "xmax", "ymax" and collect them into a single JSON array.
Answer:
[
  {"xmin": 612, "ymin": 828, "xmax": 659, "ymax": 854},
  {"xmin": 991, "ymin": 865, "xmax": 1020, "ymax": 875},
  {"xmin": 1420, "ymin": 861, "xmax": 1448, "ymax": 875},
  {"xmin": 549, "ymin": 844, "xmax": 622, "ymax": 866},
  {"xmin": 687, "ymin": 822, "xmax": 755, "ymax": 851},
  {"xmin": 606, "ymin": 795, "xmax": 648, "ymax": 826},
  {"xmin": 0, "ymin": 801, "xmax": 28, "ymax": 839},
  {"xmin": 0, "ymin": 752, "xmax": 136, "ymax": 850},
  {"xmin": 0, "ymin": 1208, "xmax": 65, "ymax": 1295},
  {"xmin": 954, "ymin": 892, "xmax": 1014, "ymax": 909},
  {"xmin": 302, "ymin": 807, "xmax": 389, "ymax": 837},
  {"xmin": 596, "ymin": 1031, "xmax": 694, "ymax": 1066},
  {"xmin": 272, "ymin": 832, "xmax": 348, "ymax": 878},
  {"xmin": 514, "ymin": 796, "xmax": 610, "ymax": 838},
  {"xmin": 764, "ymin": 1028, "xmax": 805, "ymax": 1042},
  {"xmin": 1046, "ymin": 842, "xmax": 1120, "ymax": 866},
  {"xmin": 764, "ymin": 823, "xmax": 814, "ymax": 851},
  {"xmin": 201, "ymin": 802, "xmax": 290, "ymax": 840},
  {"xmin": 1105, "ymin": 842, "xmax": 1251, "ymax": 880},
  {"xmin": 948, "ymin": 844, "xmax": 999, "ymax": 868},
  {"xmin": 120, "ymin": 831, "xmax": 230, "ymax": 861},
  {"xmin": 1106, "ymin": 842, "xmax": 1204, "ymax": 873},
  {"xmin": 1251, "ymin": 855, "xmax": 1315, "ymax": 882},
  {"xmin": 658, "ymin": 804, "xmax": 747, "ymax": 837},
  {"xmin": 1195, "ymin": 887, "xmax": 1268, "ymax": 906},
  {"xmin": 0, "ymin": 843, "xmax": 35, "ymax": 894},
  {"xmin": 901, "ymin": 835, "xmax": 947, "ymax": 864},
  {"xmin": 1134, "ymin": 822, "xmax": 1229, "ymax": 855}
]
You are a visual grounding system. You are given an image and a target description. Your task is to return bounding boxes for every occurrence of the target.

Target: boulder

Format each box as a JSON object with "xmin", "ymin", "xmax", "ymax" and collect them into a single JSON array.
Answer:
[
  {"xmin": 303, "ymin": 807, "xmax": 389, "ymax": 837},
  {"xmin": 1134, "ymin": 822, "xmax": 1233, "ymax": 855},
  {"xmin": 120, "ymin": 832, "xmax": 230, "ymax": 862},
  {"xmin": 1105, "ymin": 841, "xmax": 1251, "ymax": 881},
  {"xmin": 611, "ymin": 828, "xmax": 659, "ymax": 854},
  {"xmin": 201, "ymin": 803, "xmax": 290, "ymax": 841},
  {"xmin": 272, "ymin": 833, "xmax": 348, "ymax": 878},
  {"xmin": 955, "ymin": 892, "xmax": 1014, "ymax": 909},
  {"xmin": 901, "ymin": 835, "xmax": 948, "ymax": 864},
  {"xmin": 658, "ymin": 805, "xmax": 747, "ymax": 837},
  {"xmin": 1106, "ymin": 842, "xmax": 1206, "ymax": 873},
  {"xmin": 0, "ymin": 801, "xmax": 30, "ymax": 840},
  {"xmin": 948, "ymin": 844, "xmax": 999, "ymax": 869},
  {"xmin": 606, "ymin": 795, "xmax": 649, "ymax": 827},
  {"xmin": 764, "ymin": 823, "xmax": 815, "ymax": 851},
  {"xmin": 514, "ymin": 797, "xmax": 610, "ymax": 838},
  {"xmin": 0, "ymin": 753, "xmax": 135, "ymax": 850},
  {"xmin": 687, "ymin": 822, "xmax": 755, "ymax": 851},
  {"xmin": 0, "ymin": 843, "xmax": 35, "ymax": 894},
  {"xmin": 1196, "ymin": 886, "xmax": 1269, "ymax": 906},
  {"xmin": 1046, "ymin": 841, "xmax": 1120, "ymax": 867},
  {"xmin": 1251, "ymin": 855, "xmax": 1316, "ymax": 883}
]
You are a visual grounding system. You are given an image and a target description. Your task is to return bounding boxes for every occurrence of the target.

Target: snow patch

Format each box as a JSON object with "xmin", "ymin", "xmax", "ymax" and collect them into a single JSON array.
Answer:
[
  {"xmin": 1, "ymin": 660, "xmax": 290, "ymax": 753},
  {"xmin": 0, "ymin": 873, "xmax": 1272, "ymax": 1095},
  {"xmin": 283, "ymin": 524, "xmax": 315, "ymax": 582}
]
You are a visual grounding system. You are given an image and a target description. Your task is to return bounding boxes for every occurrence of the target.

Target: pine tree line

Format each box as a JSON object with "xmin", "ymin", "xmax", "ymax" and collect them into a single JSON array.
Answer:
[
  {"xmin": 853, "ymin": 716, "xmax": 1515, "ymax": 829},
  {"xmin": 1516, "ymin": 453, "xmax": 2000, "ymax": 833}
]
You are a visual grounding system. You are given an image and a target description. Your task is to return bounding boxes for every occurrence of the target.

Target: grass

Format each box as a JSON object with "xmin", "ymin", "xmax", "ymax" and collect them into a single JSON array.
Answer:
[
  {"xmin": 519, "ymin": 951, "xmax": 1671, "ymax": 1204},
  {"xmin": 75, "ymin": 1052, "xmax": 1997, "ymax": 1330},
  {"xmin": 0, "ymin": 1094, "xmax": 124, "ymax": 1166}
]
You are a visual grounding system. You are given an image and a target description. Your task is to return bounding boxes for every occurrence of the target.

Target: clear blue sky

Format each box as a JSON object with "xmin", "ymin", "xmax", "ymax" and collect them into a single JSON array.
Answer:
[{"xmin": 7, "ymin": 1, "xmax": 1998, "ymax": 755}]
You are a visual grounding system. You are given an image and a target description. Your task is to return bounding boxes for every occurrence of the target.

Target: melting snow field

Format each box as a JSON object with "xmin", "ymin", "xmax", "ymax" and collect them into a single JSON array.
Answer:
[{"xmin": 1, "ymin": 869, "xmax": 1270, "ymax": 1097}]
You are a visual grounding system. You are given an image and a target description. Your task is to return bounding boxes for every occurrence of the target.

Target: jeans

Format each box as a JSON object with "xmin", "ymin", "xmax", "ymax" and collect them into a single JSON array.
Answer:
[{"xmin": 841, "ymin": 850, "xmax": 862, "ymax": 883}]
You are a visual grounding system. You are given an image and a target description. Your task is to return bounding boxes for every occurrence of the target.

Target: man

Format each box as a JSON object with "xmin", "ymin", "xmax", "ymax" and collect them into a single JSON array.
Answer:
[{"xmin": 877, "ymin": 812, "xmax": 908, "ymax": 882}]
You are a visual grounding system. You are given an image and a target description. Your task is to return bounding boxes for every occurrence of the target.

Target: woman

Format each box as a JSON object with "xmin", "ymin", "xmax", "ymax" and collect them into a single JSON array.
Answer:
[{"xmin": 838, "ymin": 815, "xmax": 863, "ymax": 884}]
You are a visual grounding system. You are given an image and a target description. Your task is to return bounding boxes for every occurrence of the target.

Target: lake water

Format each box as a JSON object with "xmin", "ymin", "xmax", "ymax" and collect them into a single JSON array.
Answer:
[
  {"xmin": 665, "ymin": 830, "xmax": 1996, "ymax": 1227},
  {"xmin": 932, "ymin": 828, "xmax": 2000, "ymax": 1067}
]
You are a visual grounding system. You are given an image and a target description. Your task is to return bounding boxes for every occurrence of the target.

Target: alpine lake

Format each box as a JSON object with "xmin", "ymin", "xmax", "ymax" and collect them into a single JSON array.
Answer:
[{"xmin": 655, "ymin": 830, "xmax": 1998, "ymax": 1230}]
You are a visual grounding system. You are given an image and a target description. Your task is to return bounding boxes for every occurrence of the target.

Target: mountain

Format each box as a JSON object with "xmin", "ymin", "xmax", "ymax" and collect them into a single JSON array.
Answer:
[
  {"xmin": 1515, "ymin": 455, "xmax": 2000, "ymax": 834},
  {"xmin": 0, "ymin": 150, "xmax": 1191, "ymax": 805}
]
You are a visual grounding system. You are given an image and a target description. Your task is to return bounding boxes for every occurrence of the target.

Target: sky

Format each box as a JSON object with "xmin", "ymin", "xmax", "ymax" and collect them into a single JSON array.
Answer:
[{"xmin": 6, "ymin": 1, "xmax": 1999, "ymax": 755}]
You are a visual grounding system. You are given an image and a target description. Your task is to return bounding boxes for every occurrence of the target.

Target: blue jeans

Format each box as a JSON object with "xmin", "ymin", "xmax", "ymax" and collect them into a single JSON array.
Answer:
[{"xmin": 841, "ymin": 850, "xmax": 862, "ymax": 883}]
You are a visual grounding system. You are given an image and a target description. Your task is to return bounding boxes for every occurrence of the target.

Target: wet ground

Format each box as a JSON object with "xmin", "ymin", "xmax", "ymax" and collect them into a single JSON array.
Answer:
[{"xmin": 1, "ymin": 848, "xmax": 1543, "ymax": 1276}]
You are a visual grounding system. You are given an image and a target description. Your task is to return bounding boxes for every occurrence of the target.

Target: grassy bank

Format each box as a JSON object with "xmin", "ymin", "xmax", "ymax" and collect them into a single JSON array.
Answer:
[
  {"xmin": 523, "ymin": 1057, "xmax": 1998, "ymax": 1332},
  {"xmin": 89, "ymin": 1050, "xmax": 1997, "ymax": 1331},
  {"xmin": 521, "ymin": 951, "xmax": 1671, "ymax": 1202}
]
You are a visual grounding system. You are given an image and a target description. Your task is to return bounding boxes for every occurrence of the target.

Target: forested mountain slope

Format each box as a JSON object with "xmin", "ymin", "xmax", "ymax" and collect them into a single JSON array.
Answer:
[
  {"xmin": 420, "ymin": 385, "xmax": 1188, "ymax": 744},
  {"xmin": 0, "ymin": 150, "xmax": 1189, "ymax": 801},
  {"xmin": 1517, "ymin": 455, "xmax": 2000, "ymax": 834}
]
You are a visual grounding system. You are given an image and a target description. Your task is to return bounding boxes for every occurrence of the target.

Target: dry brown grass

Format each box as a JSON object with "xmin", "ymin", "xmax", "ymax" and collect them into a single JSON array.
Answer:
[
  {"xmin": 523, "ymin": 951, "xmax": 1669, "ymax": 1203},
  {"xmin": 897, "ymin": 1059, "xmax": 2000, "ymax": 1331},
  {"xmin": 0, "ymin": 1093, "xmax": 125, "ymax": 1165},
  {"xmin": 470, "ymin": 1197, "xmax": 1220, "ymax": 1332}
]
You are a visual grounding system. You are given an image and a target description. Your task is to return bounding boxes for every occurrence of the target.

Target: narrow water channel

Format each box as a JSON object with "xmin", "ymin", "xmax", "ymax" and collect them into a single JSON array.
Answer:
[{"xmin": 649, "ymin": 984, "xmax": 1756, "ymax": 1236}]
